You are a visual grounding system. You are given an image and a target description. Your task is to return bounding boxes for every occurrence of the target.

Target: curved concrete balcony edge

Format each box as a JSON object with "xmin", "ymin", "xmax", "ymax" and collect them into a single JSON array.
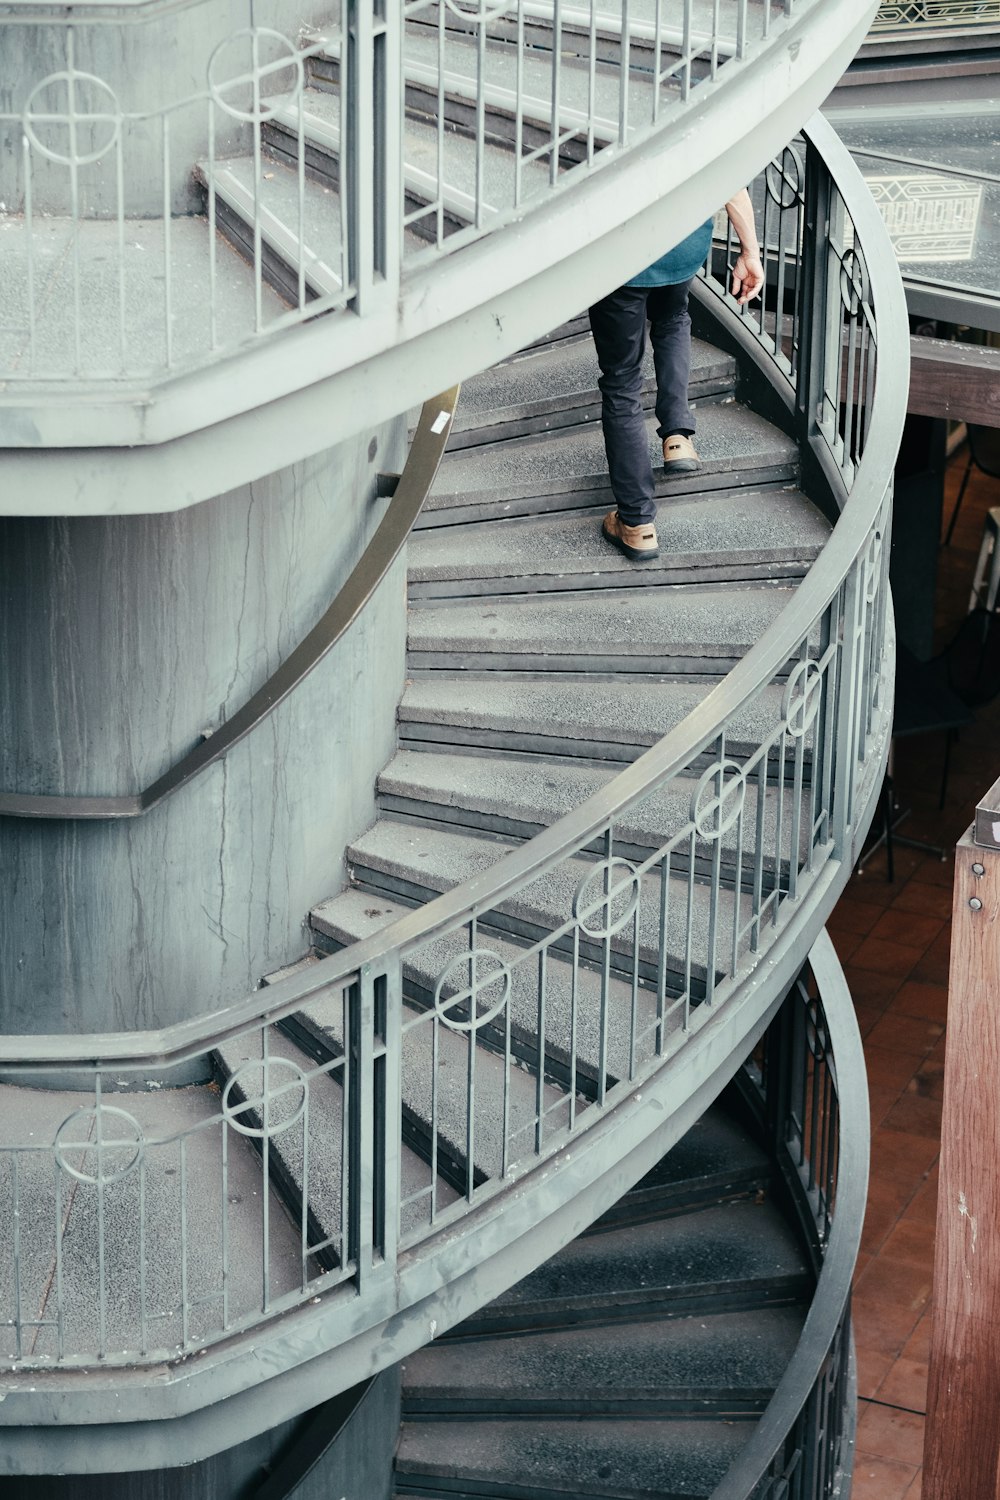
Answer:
[{"xmin": 0, "ymin": 0, "xmax": 880, "ymax": 516}]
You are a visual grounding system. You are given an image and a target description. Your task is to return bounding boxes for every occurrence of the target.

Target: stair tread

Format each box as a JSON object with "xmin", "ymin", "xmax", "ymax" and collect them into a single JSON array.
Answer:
[
  {"xmin": 408, "ymin": 487, "xmax": 829, "ymax": 587},
  {"xmin": 310, "ymin": 887, "xmax": 668, "ymax": 1088},
  {"xmin": 402, "ymin": 1304, "xmax": 804, "ymax": 1401},
  {"xmin": 289, "ymin": 974, "xmax": 571, "ymax": 1189},
  {"xmin": 268, "ymin": 85, "xmax": 553, "ymax": 221},
  {"xmin": 482, "ymin": 1199, "xmax": 810, "ymax": 1314},
  {"xmin": 427, "ymin": 403, "xmax": 797, "ymax": 508},
  {"xmin": 346, "ymin": 820, "xmax": 750, "ymax": 982},
  {"xmin": 395, "ymin": 1414, "xmax": 751, "ymax": 1497},
  {"xmin": 398, "ymin": 674, "xmax": 788, "ymax": 758},
  {"xmin": 377, "ymin": 749, "xmax": 810, "ymax": 874},
  {"xmin": 407, "ymin": 584, "xmax": 797, "ymax": 667},
  {"xmin": 215, "ymin": 1028, "xmax": 460, "ymax": 1241},
  {"xmin": 452, "ymin": 334, "xmax": 734, "ymax": 435}
]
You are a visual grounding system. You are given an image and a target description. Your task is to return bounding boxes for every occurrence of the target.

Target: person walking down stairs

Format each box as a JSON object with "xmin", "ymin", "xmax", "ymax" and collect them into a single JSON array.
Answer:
[{"xmin": 591, "ymin": 188, "xmax": 765, "ymax": 563}]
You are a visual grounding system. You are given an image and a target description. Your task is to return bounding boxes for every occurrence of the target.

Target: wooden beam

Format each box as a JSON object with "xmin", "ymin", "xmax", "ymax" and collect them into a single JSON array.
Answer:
[
  {"xmin": 909, "ymin": 336, "xmax": 1000, "ymax": 426},
  {"xmin": 924, "ymin": 827, "xmax": 1000, "ymax": 1499}
]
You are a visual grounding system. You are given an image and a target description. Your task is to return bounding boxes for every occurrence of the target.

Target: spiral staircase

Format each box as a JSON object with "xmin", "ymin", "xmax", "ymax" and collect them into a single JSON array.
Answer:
[{"xmin": 0, "ymin": 1, "xmax": 906, "ymax": 1495}]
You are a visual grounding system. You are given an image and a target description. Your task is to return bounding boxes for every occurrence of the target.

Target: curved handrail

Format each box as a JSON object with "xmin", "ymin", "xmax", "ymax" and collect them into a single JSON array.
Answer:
[
  {"xmin": 709, "ymin": 928, "xmax": 870, "ymax": 1500},
  {"xmin": 0, "ymin": 387, "xmax": 459, "ymax": 821},
  {"xmin": 0, "ymin": 113, "xmax": 909, "ymax": 1072}
]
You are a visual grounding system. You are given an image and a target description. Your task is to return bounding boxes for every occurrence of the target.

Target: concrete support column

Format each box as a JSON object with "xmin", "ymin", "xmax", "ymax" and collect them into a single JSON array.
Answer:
[{"xmin": 0, "ymin": 418, "xmax": 407, "ymax": 1040}]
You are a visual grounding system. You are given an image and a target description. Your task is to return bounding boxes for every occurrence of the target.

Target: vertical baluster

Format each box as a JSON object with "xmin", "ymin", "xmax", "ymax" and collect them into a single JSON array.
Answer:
[
  {"xmin": 475, "ymin": 0, "xmax": 487, "ymax": 222},
  {"xmin": 597, "ymin": 831, "xmax": 612, "ymax": 1107},
  {"xmin": 651, "ymin": 0, "xmax": 662, "ymax": 123},
  {"xmin": 116, "ymin": 131, "xmax": 127, "ymax": 372},
  {"xmin": 683, "ymin": 832, "xmax": 695, "ymax": 1026},
  {"xmin": 95, "ymin": 1078, "xmax": 108, "ymax": 1359},
  {"xmin": 549, "ymin": 0, "xmax": 562, "ymax": 188},
  {"xmin": 569, "ymin": 927, "xmax": 580, "ymax": 1129},
  {"xmin": 161, "ymin": 117, "xmax": 173, "ymax": 368},
  {"xmin": 297, "ymin": 70, "xmax": 306, "ymax": 311},
  {"xmin": 535, "ymin": 949, "xmax": 547, "ymax": 1152},
  {"xmin": 23, "ymin": 137, "xmax": 36, "ymax": 373},
  {"xmin": 379, "ymin": 957, "xmax": 402, "ymax": 1274},
  {"xmin": 585, "ymin": 0, "xmax": 596, "ymax": 166},
  {"xmin": 751, "ymin": 752, "xmax": 767, "ymax": 951},
  {"xmin": 515, "ymin": 0, "xmax": 526, "ymax": 199},
  {"xmin": 618, "ymin": 0, "xmax": 630, "ymax": 147},
  {"xmin": 12, "ymin": 1156, "xmax": 21, "ymax": 1360},
  {"xmin": 300, "ymin": 1079, "xmax": 311, "ymax": 1290},
  {"xmin": 680, "ymin": 0, "xmax": 691, "ymax": 105},
  {"xmin": 656, "ymin": 850, "xmax": 670, "ymax": 1053},
  {"xmin": 261, "ymin": 1027, "xmax": 272, "ymax": 1312},
  {"xmin": 179, "ymin": 1135, "xmax": 190, "ymax": 1345},
  {"xmin": 711, "ymin": 0, "xmax": 720, "ymax": 81},
  {"xmin": 465, "ymin": 923, "xmax": 477, "ymax": 1200},
  {"xmin": 251, "ymin": 29, "xmax": 264, "ymax": 333},
  {"xmin": 139, "ymin": 1155, "xmax": 149, "ymax": 1354},
  {"xmin": 220, "ymin": 1120, "xmax": 230, "ymax": 1330},
  {"xmin": 67, "ymin": 31, "xmax": 83, "ymax": 375},
  {"xmin": 54, "ymin": 1162, "xmax": 65, "ymax": 1359}
]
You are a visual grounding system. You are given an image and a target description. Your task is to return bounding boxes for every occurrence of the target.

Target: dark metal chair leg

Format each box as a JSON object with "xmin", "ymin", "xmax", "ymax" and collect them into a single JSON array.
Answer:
[{"xmin": 943, "ymin": 454, "xmax": 974, "ymax": 547}]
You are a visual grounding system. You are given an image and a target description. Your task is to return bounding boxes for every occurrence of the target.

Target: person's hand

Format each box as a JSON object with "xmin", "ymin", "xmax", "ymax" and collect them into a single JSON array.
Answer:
[{"xmin": 731, "ymin": 250, "xmax": 764, "ymax": 305}]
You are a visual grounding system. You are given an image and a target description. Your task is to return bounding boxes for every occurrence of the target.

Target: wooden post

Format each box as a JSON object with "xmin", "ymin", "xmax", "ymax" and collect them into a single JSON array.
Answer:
[{"xmin": 925, "ymin": 814, "xmax": 1000, "ymax": 1500}]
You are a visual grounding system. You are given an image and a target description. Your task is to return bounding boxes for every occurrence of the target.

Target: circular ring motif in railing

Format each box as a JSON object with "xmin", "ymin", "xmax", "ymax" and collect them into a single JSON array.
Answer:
[
  {"xmin": 443, "ymin": 0, "xmax": 512, "ymax": 21},
  {"xmin": 222, "ymin": 1055, "xmax": 307, "ymax": 1138},
  {"xmin": 433, "ymin": 948, "xmax": 512, "ymax": 1032},
  {"xmin": 863, "ymin": 529, "xmax": 884, "ymax": 607},
  {"xmin": 53, "ymin": 1104, "xmax": 144, "ymax": 1186},
  {"xmin": 765, "ymin": 144, "xmax": 804, "ymax": 210},
  {"xmin": 783, "ymin": 658, "xmax": 824, "ymax": 740},
  {"xmin": 573, "ymin": 857, "xmax": 640, "ymax": 939},
  {"xmin": 839, "ymin": 246, "xmax": 870, "ymax": 317},
  {"xmin": 208, "ymin": 28, "xmax": 303, "ymax": 123},
  {"xmin": 691, "ymin": 759, "xmax": 747, "ymax": 840},
  {"xmin": 23, "ymin": 72, "xmax": 121, "ymax": 167}
]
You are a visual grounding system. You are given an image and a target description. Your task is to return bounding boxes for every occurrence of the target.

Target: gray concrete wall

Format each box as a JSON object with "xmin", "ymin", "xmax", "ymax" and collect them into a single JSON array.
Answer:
[
  {"xmin": 0, "ymin": 0, "xmax": 335, "ymax": 215},
  {"xmin": 0, "ymin": 412, "xmax": 407, "ymax": 1039}
]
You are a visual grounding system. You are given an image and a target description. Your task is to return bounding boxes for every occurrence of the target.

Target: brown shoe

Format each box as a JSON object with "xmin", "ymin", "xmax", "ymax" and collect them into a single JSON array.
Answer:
[
  {"xmin": 602, "ymin": 510, "xmax": 659, "ymax": 562},
  {"xmin": 662, "ymin": 433, "xmax": 700, "ymax": 474}
]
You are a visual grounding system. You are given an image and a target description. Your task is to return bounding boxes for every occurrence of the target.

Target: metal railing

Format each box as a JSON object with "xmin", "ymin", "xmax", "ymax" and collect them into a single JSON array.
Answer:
[
  {"xmin": 712, "ymin": 929, "xmax": 869, "ymax": 1500},
  {"xmin": 870, "ymin": 0, "xmax": 1000, "ymax": 33},
  {"xmin": 0, "ymin": 0, "xmax": 816, "ymax": 387},
  {"xmin": 0, "ymin": 112, "xmax": 906, "ymax": 1394}
]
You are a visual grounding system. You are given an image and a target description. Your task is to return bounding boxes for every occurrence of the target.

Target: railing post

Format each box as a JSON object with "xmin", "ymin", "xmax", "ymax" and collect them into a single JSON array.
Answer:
[
  {"xmin": 794, "ymin": 137, "xmax": 833, "ymax": 452},
  {"xmin": 352, "ymin": 956, "xmax": 402, "ymax": 1286},
  {"xmin": 346, "ymin": 0, "xmax": 401, "ymax": 314},
  {"xmin": 925, "ymin": 812, "xmax": 1000, "ymax": 1499}
]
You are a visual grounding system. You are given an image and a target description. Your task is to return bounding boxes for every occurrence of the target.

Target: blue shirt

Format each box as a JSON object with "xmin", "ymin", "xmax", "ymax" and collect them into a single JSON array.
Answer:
[{"xmin": 627, "ymin": 218, "xmax": 714, "ymax": 287}]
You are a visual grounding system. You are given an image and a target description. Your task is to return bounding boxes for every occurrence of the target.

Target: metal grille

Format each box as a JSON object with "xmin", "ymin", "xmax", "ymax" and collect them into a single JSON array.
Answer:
[{"xmin": 871, "ymin": 0, "xmax": 1000, "ymax": 32}]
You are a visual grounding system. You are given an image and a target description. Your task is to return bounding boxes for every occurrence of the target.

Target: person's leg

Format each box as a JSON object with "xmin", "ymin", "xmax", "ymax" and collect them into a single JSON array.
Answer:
[
  {"xmin": 588, "ymin": 285, "xmax": 656, "ymax": 527},
  {"xmin": 647, "ymin": 281, "xmax": 698, "ymax": 473}
]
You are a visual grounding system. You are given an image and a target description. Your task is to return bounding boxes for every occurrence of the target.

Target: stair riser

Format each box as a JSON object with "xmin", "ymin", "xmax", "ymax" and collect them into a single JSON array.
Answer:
[
  {"xmin": 402, "ymin": 1394, "xmax": 770, "ymax": 1417},
  {"xmin": 374, "ymin": 800, "xmax": 789, "ymax": 891},
  {"xmin": 442, "ymin": 1278, "xmax": 812, "ymax": 1340},
  {"xmin": 414, "ymin": 469, "xmax": 798, "ymax": 526},
  {"xmin": 406, "ymin": 651, "xmax": 746, "ymax": 677},
  {"xmin": 445, "ymin": 382, "xmax": 735, "ymax": 450},
  {"xmin": 407, "ymin": 560, "xmax": 812, "ymax": 600},
  {"xmin": 397, "ymin": 726, "xmax": 813, "ymax": 786},
  {"xmin": 346, "ymin": 867, "xmax": 713, "ymax": 993},
  {"xmin": 206, "ymin": 191, "xmax": 322, "ymax": 308}
]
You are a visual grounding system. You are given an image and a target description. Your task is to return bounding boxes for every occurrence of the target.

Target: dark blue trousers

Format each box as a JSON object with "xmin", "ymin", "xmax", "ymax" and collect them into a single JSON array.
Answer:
[{"xmin": 588, "ymin": 279, "xmax": 694, "ymax": 526}]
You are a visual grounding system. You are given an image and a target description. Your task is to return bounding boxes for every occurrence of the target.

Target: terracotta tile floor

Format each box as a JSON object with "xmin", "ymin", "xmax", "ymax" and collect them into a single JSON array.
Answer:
[{"xmin": 838, "ymin": 440, "xmax": 1000, "ymax": 1499}]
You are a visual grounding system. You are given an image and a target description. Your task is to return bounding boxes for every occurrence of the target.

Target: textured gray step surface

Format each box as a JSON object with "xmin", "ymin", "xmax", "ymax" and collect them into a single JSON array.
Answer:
[
  {"xmin": 398, "ymin": 674, "xmax": 790, "ymax": 763},
  {"xmin": 264, "ymin": 85, "xmax": 553, "ymax": 227},
  {"xmin": 420, "ymin": 403, "xmax": 798, "ymax": 524},
  {"xmin": 0, "ymin": 215, "xmax": 287, "ymax": 380},
  {"xmin": 397, "ymin": 26, "xmax": 655, "ymax": 140},
  {"xmin": 463, "ymin": 1198, "xmax": 810, "ymax": 1331},
  {"xmin": 408, "ymin": 488, "xmax": 829, "ymax": 597},
  {"xmin": 448, "ymin": 334, "xmax": 735, "ymax": 445},
  {"xmin": 310, "ymin": 886, "xmax": 667, "ymax": 1093},
  {"xmin": 346, "ymin": 820, "xmax": 749, "ymax": 987},
  {"xmin": 286, "ymin": 976, "xmax": 569, "ymax": 1191},
  {"xmin": 0, "ymin": 1081, "xmax": 302, "ymax": 1361},
  {"xmin": 402, "ymin": 1304, "xmax": 804, "ymax": 1413},
  {"xmin": 395, "ymin": 1414, "xmax": 751, "ymax": 1498},
  {"xmin": 407, "ymin": 584, "xmax": 797, "ymax": 675},
  {"xmin": 217, "ymin": 1024, "xmax": 463, "ymax": 1240},
  {"xmin": 376, "ymin": 749, "xmax": 809, "ymax": 879}
]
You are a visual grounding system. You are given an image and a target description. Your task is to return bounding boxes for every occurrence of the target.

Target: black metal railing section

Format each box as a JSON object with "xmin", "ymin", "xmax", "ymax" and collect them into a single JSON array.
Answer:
[
  {"xmin": 0, "ymin": 116, "xmax": 905, "ymax": 1405},
  {"xmin": 713, "ymin": 931, "xmax": 869, "ymax": 1500}
]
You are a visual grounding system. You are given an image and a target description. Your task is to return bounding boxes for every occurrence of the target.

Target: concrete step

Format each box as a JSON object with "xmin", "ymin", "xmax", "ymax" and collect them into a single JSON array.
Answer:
[
  {"xmin": 262, "ymin": 84, "xmax": 553, "ymax": 236},
  {"xmin": 402, "ymin": 1304, "xmax": 804, "ymax": 1415},
  {"xmin": 419, "ymin": 402, "xmax": 798, "ymax": 525},
  {"xmin": 394, "ymin": 1416, "xmax": 750, "ymax": 1499},
  {"xmin": 398, "ymin": 674, "xmax": 791, "ymax": 765},
  {"xmin": 345, "ymin": 820, "xmax": 751, "ymax": 992},
  {"xmin": 312, "ymin": 27, "xmax": 653, "ymax": 149},
  {"xmin": 406, "ymin": 584, "xmax": 798, "ymax": 676},
  {"xmin": 447, "ymin": 333, "xmax": 735, "ymax": 448},
  {"xmin": 214, "ymin": 1026, "xmax": 461, "ymax": 1247},
  {"xmin": 375, "ymin": 749, "xmax": 809, "ymax": 883},
  {"xmin": 408, "ymin": 487, "xmax": 829, "ymax": 597},
  {"xmin": 309, "ymin": 887, "xmax": 667, "ymax": 1096},
  {"xmin": 458, "ymin": 1198, "xmax": 811, "ymax": 1333},
  {"xmin": 281, "ymin": 963, "xmax": 570, "ymax": 1195}
]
